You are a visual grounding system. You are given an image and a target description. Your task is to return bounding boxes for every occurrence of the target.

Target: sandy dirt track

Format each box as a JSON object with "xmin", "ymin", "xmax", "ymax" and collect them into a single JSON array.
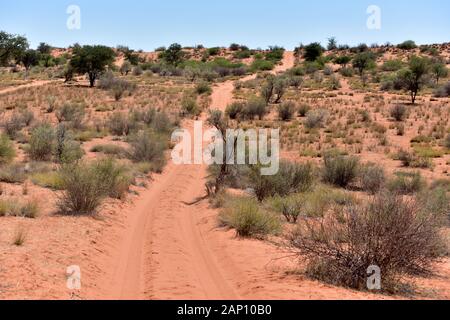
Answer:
[{"xmin": 100, "ymin": 52, "xmax": 297, "ymax": 300}]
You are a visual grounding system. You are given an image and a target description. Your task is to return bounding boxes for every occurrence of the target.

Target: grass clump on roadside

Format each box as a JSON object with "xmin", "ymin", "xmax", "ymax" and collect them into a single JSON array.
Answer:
[
  {"xmin": 57, "ymin": 158, "xmax": 133, "ymax": 215},
  {"xmin": 219, "ymin": 197, "xmax": 281, "ymax": 238}
]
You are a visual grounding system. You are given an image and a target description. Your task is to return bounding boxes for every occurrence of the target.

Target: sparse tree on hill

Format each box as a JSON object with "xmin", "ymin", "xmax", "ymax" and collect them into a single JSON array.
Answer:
[
  {"xmin": 431, "ymin": 62, "xmax": 448, "ymax": 85},
  {"xmin": 160, "ymin": 43, "xmax": 184, "ymax": 66},
  {"xmin": 69, "ymin": 45, "xmax": 116, "ymax": 87},
  {"xmin": 37, "ymin": 42, "xmax": 52, "ymax": 55},
  {"xmin": 20, "ymin": 49, "xmax": 39, "ymax": 77},
  {"xmin": 352, "ymin": 52, "xmax": 375, "ymax": 85},
  {"xmin": 327, "ymin": 37, "xmax": 337, "ymax": 51},
  {"xmin": 397, "ymin": 56, "xmax": 430, "ymax": 104},
  {"xmin": 303, "ymin": 42, "xmax": 324, "ymax": 62}
]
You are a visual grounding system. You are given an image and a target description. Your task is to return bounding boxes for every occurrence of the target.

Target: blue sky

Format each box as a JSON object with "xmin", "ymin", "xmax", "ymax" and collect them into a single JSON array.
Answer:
[{"xmin": 0, "ymin": 0, "xmax": 448, "ymax": 50}]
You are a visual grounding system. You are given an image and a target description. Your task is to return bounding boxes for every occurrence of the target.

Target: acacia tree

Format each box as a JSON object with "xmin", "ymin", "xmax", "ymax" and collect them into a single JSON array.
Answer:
[
  {"xmin": 431, "ymin": 62, "xmax": 448, "ymax": 85},
  {"xmin": 37, "ymin": 42, "xmax": 52, "ymax": 55},
  {"xmin": 0, "ymin": 31, "xmax": 28, "ymax": 66},
  {"xmin": 160, "ymin": 43, "xmax": 184, "ymax": 66},
  {"xmin": 69, "ymin": 45, "xmax": 115, "ymax": 87},
  {"xmin": 397, "ymin": 56, "xmax": 430, "ymax": 104},
  {"xmin": 20, "ymin": 49, "xmax": 39, "ymax": 77},
  {"xmin": 334, "ymin": 55, "xmax": 351, "ymax": 68},
  {"xmin": 352, "ymin": 52, "xmax": 375, "ymax": 85},
  {"xmin": 303, "ymin": 43, "xmax": 323, "ymax": 62}
]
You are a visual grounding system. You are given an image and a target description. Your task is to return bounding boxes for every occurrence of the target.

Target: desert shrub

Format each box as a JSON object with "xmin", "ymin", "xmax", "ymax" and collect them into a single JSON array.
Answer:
[
  {"xmin": 54, "ymin": 124, "xmax": 84, "ymax": 164},
  {"xmin": 323, "ymin": 154, "xmax": 359, "ymax": 188},
  {"xmin": 434, "ymin": 82, "xmax": 450, "ymax": 97},
  {"xmin": 250, "ymin": 59, "xmax": 274, "ymax": 72},
  {"xmin": 273, "ymin": 77, "xmax": 288, "ymax": 103},
  {"xmin": 444, "ymin": 134, "xmax": 450, "ymax": 149},
  {"xmin": 419, "ymin": 188, "xmax": 449, "ymax": 220},
  {"xmin": 271, "ymin": 185, "xmax": 355, "ymax": 220},
  {"xmin": 181, "ymin": 96, "xmax": 200, "ymax": 117},
  {"xmin": 390, "ymin": 104, "xmax": 407, "ymax": 121},
  {"xmin": 56, "ymin": 102, "xmax": 85, "ymax": 129},
  {"xmin": 57, "ymin": 163, "xmax": 106, "ymax": 215},
  {"xmin": 3, "ymin": 113, "xmax": 25, "ymax": 139},
  {"xmin": 339, "ymin": 67, "xmax": 354, "ymax": 77},
  {"xmin": 90, "ymin": 144, "xmax": 127, "ymax": 157},
  {"xmin": 358, "ymin": 163, "xmax": 386, "ymax": 194},
  {"xmin": 277, "ymin": 102, "xmax": 296, "ymax": 121},
  {"xmin": 132, "ymin": 66, "xmax": 143, "ymax": 76},
  {"xmin": 298, "ymin": 104, "xmax": 311, "ymax": 117},
  {"xmin": 243, "ymin": 97, "xmax": 267, "ymax": 120},
  {"xmin": 382, "ymin": 59, "xmax": 404, "ymax": 71},
  {"xmin": 329, "ymin": 75, "xmax": 341, "ymax": 90},
  {"xmin": 98, "ymin": 73, "xmax": 137, "ymax": 101},
  {"xmin": 0, "ymin": 163, "xmax": 27, "ymax": 183},
  {"xmin": 195, "ymin": 81, "xmax": 212, "ymax": 95},
  {"xmin": 128, "ymin": 131, "xmax": 167, "ymax": 172},
  {"xmin": 219, "ymin": 197, "xmax": 281, "ymax": 238},
  {"xmin": 388, "ymin": 172, "xmax": 425, "ymax": 195},
  {"xmin": 248, "ymin": 161, "xmax": 315, "ymax": 201},
  {"xmin": 20, "ymin": 200, "xmax": 40, "ymax": 218},
  {"xmin": 108, "ymin": 112, "xmax": 132, "ymax": 136},
  {"xmin": 28, "ymin": 124, "xmax": 55, "ymax": 161},
  {"xmin": 19, "ymin": 109, "xmax": 34, "ymax": 126},
  {"xmin": 92, "ymin": 158, "xmax": 132, "ymax": 199},
  {"xmin": 270, "ymin": 195, "xmax": 303, "ymax": 223},
  {"xmin": 289, "ymin": 192, "xmax": 445, "ymax": 292},
  {"xmin": 396, "ymin": 149, "xmax": 432, "ymax": 169},
  {"xmin": 0, "ymin": 134, "xmax": 15, "ymax": 164},
  {"xmin": 225, "ymin": 102, "xmax": 245, "ymax": 120},
  {"xmin": 304, "ymin": 109, "xmax": 329, "ymax": 129},
  {"xmin": 288, "ymin": 75, "xmax": 303, "ymax": 88},
  {"xmin": 151, "ymin": 111, "xmax": 172, "ymax": 133}
]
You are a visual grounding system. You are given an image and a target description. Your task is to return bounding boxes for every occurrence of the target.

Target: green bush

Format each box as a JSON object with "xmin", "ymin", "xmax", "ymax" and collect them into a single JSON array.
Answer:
[
  {"xmin": 219, "ymin": 197, "xmax": 281, "ymax": 238},
  {"xmin": 28, "ymin": 124, "xmax": 55, "ymax": 161},
  {"xmin": 57, "ymin": 163, "xmax": 106, "ymax": 215},
  {"xmin": 397, "ymin": 40, "xmax": 417, "ymax": 50},
  {"xmin": 225, "ymin": 102, "xmax": 245, "ymax": 120},
  {"xmin": 92, "ymin": 158, "xmax": 132, "ymax": 199},
  {"xmin": 323, "ymin": 154, "xmax": 359, "ymax": 188},
  {"xmin": 181, "ymin": 96, "xmax": 200, "ymax": 117},
  {"xmin": 243, "ymin": 97, "xmax": 267, "ymax": 120},
  {"xmin": 0, "ymin": 134, "xmax": 15, "ymax": 164},
  {"xmin": 129, "ymin": 131, "xmax": 167, "ymax": 173},
  {"xmin": 248, "ymin": 161, "xmax": 315, "ymax": 201},
  {"xmin": 195, "ymin": 82, "xmax": 212, "ymax": 95}
]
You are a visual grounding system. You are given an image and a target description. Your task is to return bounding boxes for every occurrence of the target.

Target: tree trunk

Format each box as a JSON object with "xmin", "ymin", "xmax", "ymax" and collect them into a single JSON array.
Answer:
[{"xmin": 88, "ymin": 73, "xmax": 96, "ymax": 87}]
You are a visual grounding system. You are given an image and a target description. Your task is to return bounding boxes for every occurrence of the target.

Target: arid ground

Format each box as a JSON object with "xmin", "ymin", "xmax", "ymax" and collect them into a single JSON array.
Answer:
[{"xmin": 0, "ymin": 42, "xmax": 449, "ymax": 300}]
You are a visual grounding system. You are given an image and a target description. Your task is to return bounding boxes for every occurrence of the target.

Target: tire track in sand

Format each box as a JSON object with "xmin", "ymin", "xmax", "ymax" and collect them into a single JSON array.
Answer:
[{"xmin": 104, "ymin": 52, "xmax": 294, "ymax": 300}]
